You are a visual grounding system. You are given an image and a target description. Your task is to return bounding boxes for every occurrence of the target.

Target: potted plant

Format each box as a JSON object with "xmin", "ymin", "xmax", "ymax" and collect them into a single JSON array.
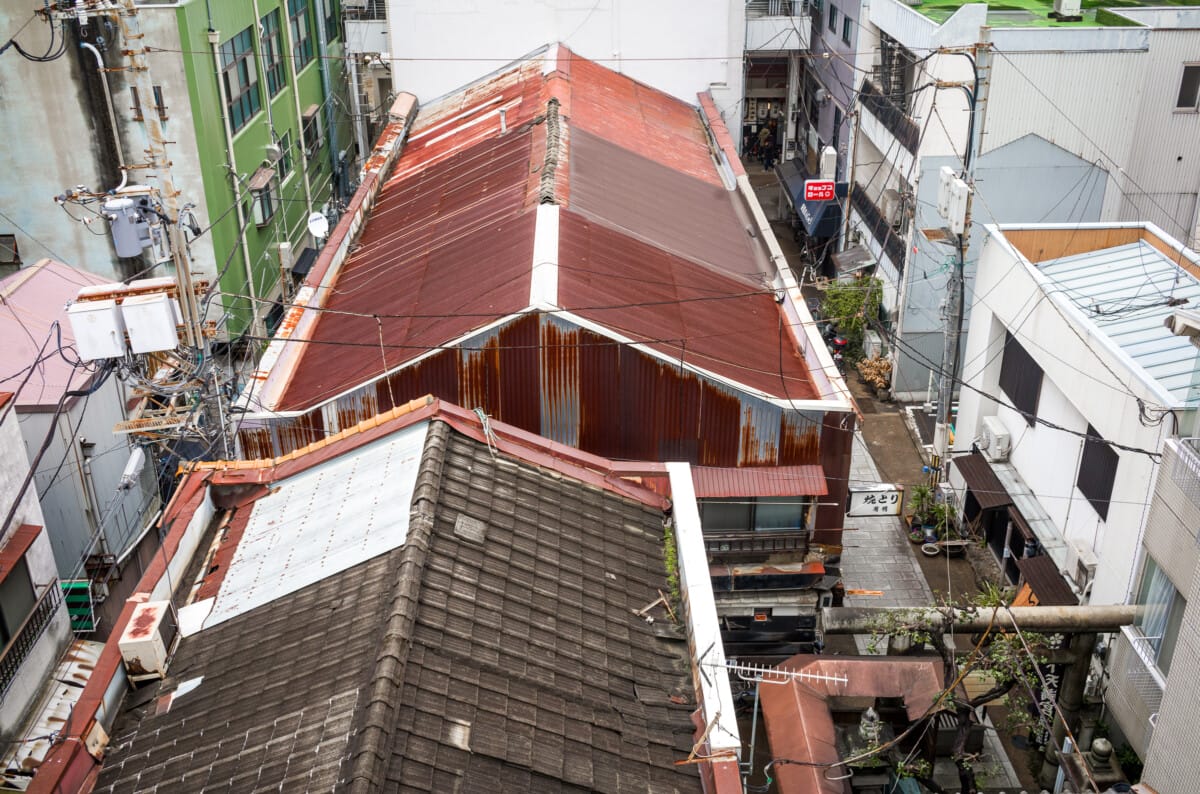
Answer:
[
  {"xmin": 906, "ymin": 484, "xmax": 934, "ymax": 542},
  {"xmin": 930, "ymin": 501, "xmax": 965, "ymax": 557}
]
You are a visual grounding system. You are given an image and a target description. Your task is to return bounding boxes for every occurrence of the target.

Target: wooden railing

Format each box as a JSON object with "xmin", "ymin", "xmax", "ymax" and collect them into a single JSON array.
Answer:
[{"xmin": 704, "ymin": 530, "xmax": 808, "ymax": 561}]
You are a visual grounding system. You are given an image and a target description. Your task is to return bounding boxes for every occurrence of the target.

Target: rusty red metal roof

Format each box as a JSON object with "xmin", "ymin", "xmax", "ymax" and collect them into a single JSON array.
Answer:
[
  {"xmin": 691, "ymin": 465, "xmax": 828, "ymax": 497},
  {"xmin": 760, "ymin": 655, "xmax": 946, "ymax": 794},
  {"xmin": 558, "ymin": 211, "xmax": 816, "ymax": 399},
  {"xmin": 278, "ymin": 131, "xmax": 538, "ymax": 409},
  {"xmin": 273, "ymin": 44, "xmax": 819, "ymax": 412}
]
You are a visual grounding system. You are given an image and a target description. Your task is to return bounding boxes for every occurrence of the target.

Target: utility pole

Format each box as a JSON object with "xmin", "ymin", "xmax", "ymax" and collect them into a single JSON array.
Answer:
[
  {"xmin": 932, "ymin": 31, "xmax": 991, "ymax": 482},
  {"xmin": 53, "ymin": 0, "xmax": 230, "ymax": 457}
]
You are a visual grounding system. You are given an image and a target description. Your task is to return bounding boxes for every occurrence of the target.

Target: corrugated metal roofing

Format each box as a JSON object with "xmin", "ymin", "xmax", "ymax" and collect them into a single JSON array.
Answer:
[
  {"xmin": 952, "ymin": 452, "xmax": 1012, "ymax": 510},
  {"xmin": 0, "ymin": 260, "xmax": 111, "ymax": 409},
  {"xmin": 569, "ymin": 127, "xmax": 766, "ymax": 284},
  {"xmin": 1037, "ymin": 240, "xmax": 1200, "ymax": 405},
  {"xmin": 691, "ymin": 465, "xmax": 828, "ymax": 497},
  {"xmin": 1016, "ymin": 555, "xmax": 1078, "ymax": 606},
  {"xmin": 559, "ymin": 210, "xmax": 817, "ymax": 399},
  {"xmin": 202, "ymin": 421, "xmax": 428, "ymax": 628}
]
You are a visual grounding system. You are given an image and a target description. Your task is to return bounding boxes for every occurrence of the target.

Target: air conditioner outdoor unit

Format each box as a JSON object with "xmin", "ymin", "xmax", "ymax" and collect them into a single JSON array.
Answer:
[
  {"xmin": 343, "ymin": 0, "xmax": 367, "ymax": 8},
  {"xmin": 1064, "ymin": 541, "xmax": 1098, "ymax": 595},
  {"xmin": 117, "ymin": 600, "xmax": 176, "ymax": 681},
  {"xmin": 980, "ymin": 416, "xmax": 1011, "ymax": 461},
  {"xmin": 1053, "ymin": 0, "xmax": 1082, "ymax": 17},
  {"xmin": 820, "ymin": 145, "xmax": 838, "ymax": 180}
]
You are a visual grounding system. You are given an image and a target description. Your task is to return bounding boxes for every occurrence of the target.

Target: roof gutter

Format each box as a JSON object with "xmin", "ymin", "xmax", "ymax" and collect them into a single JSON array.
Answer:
[
  {"xmin": 696, "ymin": 93, "xmax": 858, "ymax": 416},
  {"xmin": 239, "ymin": 93, "xmax": 419, "ymax": 418}
]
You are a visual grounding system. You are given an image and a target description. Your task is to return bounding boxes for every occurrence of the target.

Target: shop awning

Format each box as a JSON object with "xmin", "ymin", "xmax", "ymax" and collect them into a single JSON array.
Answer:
[
  {"xmin": 1016, "ymin": 555, "xmax": 1078, "ymax": 606},
  {"xmin": 291, "ymin": 246, "xmax": 318, "ymax": 277},
  {"xmin": 832, "ymin": 245, "xmax": 875, "ymax": 277},
  {"xmin": 777, "ymin": 161, "xmax": 847, "ymax": 238},
  {"xmin": 952, "ymin": 453, "xmax": 1012, "ymax": 510}
]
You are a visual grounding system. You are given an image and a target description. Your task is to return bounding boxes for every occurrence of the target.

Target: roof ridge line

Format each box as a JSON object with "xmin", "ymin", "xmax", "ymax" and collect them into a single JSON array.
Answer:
[
  {"xmin": 344, "ymin": 420, "xmax": 451, "ymax": 793},
  {"xmin": 537, "ymin": 97, "xmax": 562, "ymax": 205}
]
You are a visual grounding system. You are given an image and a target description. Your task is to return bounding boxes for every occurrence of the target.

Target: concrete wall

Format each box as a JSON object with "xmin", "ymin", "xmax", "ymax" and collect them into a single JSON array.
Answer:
[
  {"xmin": 1141, "ymin": 440, "xmax": 1200, "ymax": 786},
  {"xmin": 892, "ymin": 136, "xmax": 1106, "ymax": 401},
  {"xmin": 0, "ymin": 408, "xmax": 71, "ymax": 742},
  {"xmin": 954, "ymin": 229, "xmax": 1172, "ymax": 606},
  {"xmin": 17, "ymin": 377, "xmax": 155, "ymax": 580},
  {"xmin": 381, "ymin": 1, "xmax": 745, "ymax": 123}
]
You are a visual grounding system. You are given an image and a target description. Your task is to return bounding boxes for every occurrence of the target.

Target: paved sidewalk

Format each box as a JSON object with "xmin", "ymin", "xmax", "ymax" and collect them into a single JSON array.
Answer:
[{"xmin": 841, "ymin": 431, "xmax": 934, "ymax": 610}]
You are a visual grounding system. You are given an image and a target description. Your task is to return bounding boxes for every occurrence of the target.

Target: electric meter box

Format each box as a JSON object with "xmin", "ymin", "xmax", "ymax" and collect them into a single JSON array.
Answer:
[
  {"xmin": 122, "ymin": 292, "xmax": 180, "ymax": 353},
  {"xmin": 67, "ymin": 299, "xmax": 126, "ymax": 361}
]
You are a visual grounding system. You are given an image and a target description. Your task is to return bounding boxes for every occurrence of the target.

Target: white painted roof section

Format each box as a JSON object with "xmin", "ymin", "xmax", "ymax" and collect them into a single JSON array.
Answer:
[
  {"xmin": 1036, "ymin": 241, "xmax": 1200, "ymax": 406},
  {"xmin": 203, "ymin": 421, "xmax": 429, "ymax": 629},
  {"xmin": 530, "ymin": 203, "xmax": 560, "ymax": 309}
]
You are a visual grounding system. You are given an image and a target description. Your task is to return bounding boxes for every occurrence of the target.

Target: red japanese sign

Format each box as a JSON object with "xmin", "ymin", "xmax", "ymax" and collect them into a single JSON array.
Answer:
[{"xmin": 804, "ymin": 179, "xmax": 836, "ymax": 202}]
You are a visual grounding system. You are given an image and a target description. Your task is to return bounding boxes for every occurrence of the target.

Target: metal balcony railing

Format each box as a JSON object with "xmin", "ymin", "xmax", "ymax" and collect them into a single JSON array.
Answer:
[
  {"xmin": 704, "ymin": 530, "xmax": 809, "ymax": 561},
  {"xmin": 850, "ymin": 187, "xmax": 908, "ymax": 271},
  {"xmin": 1171, "ymin": 438, "xmax": 1200, "ymax": 505},
  {"xmin": 859, "ymin": 79, "xmax": 921, "ymax": 154},
  {"xmin": 746, "ymin": 0, "xmax": 803, "ymax": 17},
  {"xmin": 0, "ymin": 583, "xmax": 62, "ymax": 699}
]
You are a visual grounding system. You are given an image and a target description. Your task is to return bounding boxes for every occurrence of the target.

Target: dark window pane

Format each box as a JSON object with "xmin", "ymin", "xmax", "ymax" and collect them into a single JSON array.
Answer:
[
  {"xmin": 1076, "ymin": 424, "xmax": 1118, "ymax": 520},
  {"xmin": 699, "ymin": 499, "xmax": 752, "ymax": 532},
  {"xmin": 998, "ymin": 331, "xmax": 1042, "ymax": 426},
  {"xmin": 1177, "ymin": 64, "xmax": 1200, "ymax": 109}
]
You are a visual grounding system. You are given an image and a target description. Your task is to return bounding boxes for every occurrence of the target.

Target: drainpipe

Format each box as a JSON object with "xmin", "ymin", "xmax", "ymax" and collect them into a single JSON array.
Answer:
[
  {"xmin": 314, "ymin": 0, "xmax": 340, "ymax": 199},
  {"xmin": 348, "ymin": 54, "xmax": 369, "ymax": 175},
  {"xmin": 79, "ymin": 42, "xmax": 127, "ymax": 192},
  {"xmin": 208, "ymin": 29, "xmax": 263, "ymax": 337},
  {"xmin": 280, "ymin": 1, "xmax": 315, "ymax": 220}
]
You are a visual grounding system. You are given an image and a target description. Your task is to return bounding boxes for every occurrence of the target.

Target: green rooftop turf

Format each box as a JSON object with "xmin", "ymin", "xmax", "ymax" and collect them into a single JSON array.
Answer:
[{"xmin": 913, "ymin": 0, "xmax": 1200, "ymax": 27}]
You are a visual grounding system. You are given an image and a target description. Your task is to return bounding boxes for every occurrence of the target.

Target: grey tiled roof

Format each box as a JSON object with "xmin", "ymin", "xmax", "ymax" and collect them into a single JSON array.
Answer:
[{"xmin": 95, "ymin": 422, "xmax": 699, "ymax": 793}]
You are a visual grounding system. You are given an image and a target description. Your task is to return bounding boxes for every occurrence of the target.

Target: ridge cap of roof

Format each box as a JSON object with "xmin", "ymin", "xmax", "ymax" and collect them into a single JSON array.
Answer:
[{"xmin": 343, "ymin": 421, "xmax": 450, "ymax": 791}]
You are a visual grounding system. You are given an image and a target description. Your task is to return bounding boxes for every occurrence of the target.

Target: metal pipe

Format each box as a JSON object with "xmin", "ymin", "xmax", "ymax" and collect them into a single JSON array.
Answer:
[
  {"xmin": 313, "ymin": 0, "xmax": 339, "ymax": 198},
  {"xmin": 79, "ymin": 41, "xmax": 127, "ymax": 192},
  {"xmin": 820, "ymin": 605, "xmax": 1137, "ymax": 635},
  {"xmin": 208, "ymin": 28, "xmax": 262, "ymax": 337}
]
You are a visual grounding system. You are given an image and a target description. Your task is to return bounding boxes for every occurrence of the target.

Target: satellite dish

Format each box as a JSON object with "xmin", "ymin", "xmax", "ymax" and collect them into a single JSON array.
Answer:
[{"xmin": 306, "ymin": 211, "xmax": 329, "ymax": 239}]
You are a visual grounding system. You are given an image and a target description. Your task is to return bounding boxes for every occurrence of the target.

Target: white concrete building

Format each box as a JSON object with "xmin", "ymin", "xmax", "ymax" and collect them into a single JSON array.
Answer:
[
  {"xmin": 0, "ymin": 261, "xmax": 160, "ymax": 596},
  {"xmin": 950, "ymin": 223, "xmax": 1199, "ymax": 612},
  {"xmin": 1105, "ymin": 435, "xmax": 1200, "ymax": 781},
  {"xmin": 343, "ymin": 0, "xmax": 811, "ymax": 161},
  {"xmin": 842, "ymin": 0, "xmax": 1200, "ymax": 400},
  {"xmin": 0, "ymin": 393, "xmax": 72, "ymax": 742}
]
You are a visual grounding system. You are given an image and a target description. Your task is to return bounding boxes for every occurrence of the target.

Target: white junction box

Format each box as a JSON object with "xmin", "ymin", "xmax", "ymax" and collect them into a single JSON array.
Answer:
[
  {"xmin": 122, "ymin": 292, "xmax": 180, "ymax": 353},
  {"xmin": 67, "ymin": 299, "xmax": 126, "ymax": 361}
]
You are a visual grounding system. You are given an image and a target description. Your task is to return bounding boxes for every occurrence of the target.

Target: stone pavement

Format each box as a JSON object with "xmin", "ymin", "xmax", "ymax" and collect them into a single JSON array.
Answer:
[{"xmin": 842, "ymin": 430, "xmax": 935, "ymax": 610}]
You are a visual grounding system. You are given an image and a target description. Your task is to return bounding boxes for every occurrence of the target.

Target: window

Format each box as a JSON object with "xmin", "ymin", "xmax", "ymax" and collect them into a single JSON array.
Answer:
[
  {"xmin": 0, "ymin": 234, "xmax": 19, "ymax": 266},
  {"xmin": 249, "ymin": 167, "xmax": 278, "ymax": 227},
  {"xmin": 828, "ymin": 4, "xmax": 838, "ymax": 33},
  {"xmin": 998, "ymin": 331, "xmax": 1042, "ymax": 426},
  {"xmin": 289, "ymin": 0, "xmax": 314, "ymax": 69},
  {"xmin": 0, "ymin": 558, "xmax": 35, "ymax": 649},
  {"xmin": 1076, "ymin": 424, "xmax": 1118, "ymax": 520},
  {"xmin": 842, "ymin": 16, "xmax": 853, "ymax": 45},
  {"xmin": 261, "ymin": 9, "xmax": 287, "ymax": 97},
  {"xmin": 129, "ymin": 87, "xmax": 143, "ymax": 121},
  {"xmin": 323, "ymin": 0, "xmax": 338, "ymax": 43},
  {"xmin": 152, "ymin": 85, "xmax": 168, "ymax": 121},
  {"xmin": 1177, "ymin": 64, "xmax": 1200, "ymax": 111},
  {"xmin": 1135, "ymin": 555, "xmax": 1186, "ymax": 675},
  {"xmin": 220, "ymin": 27, "xmax": 261, "ymax": 133},
  {"xmin": 278, "ymin": 130, "xmax": 293, "ymax": 180},
  {"xmin": 302, "ymin": 103, "xmax": 323, "ymax": 158},
  {"xmin": 699, "ymin": 497, "xmax": 810, "ymax": 532}
]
